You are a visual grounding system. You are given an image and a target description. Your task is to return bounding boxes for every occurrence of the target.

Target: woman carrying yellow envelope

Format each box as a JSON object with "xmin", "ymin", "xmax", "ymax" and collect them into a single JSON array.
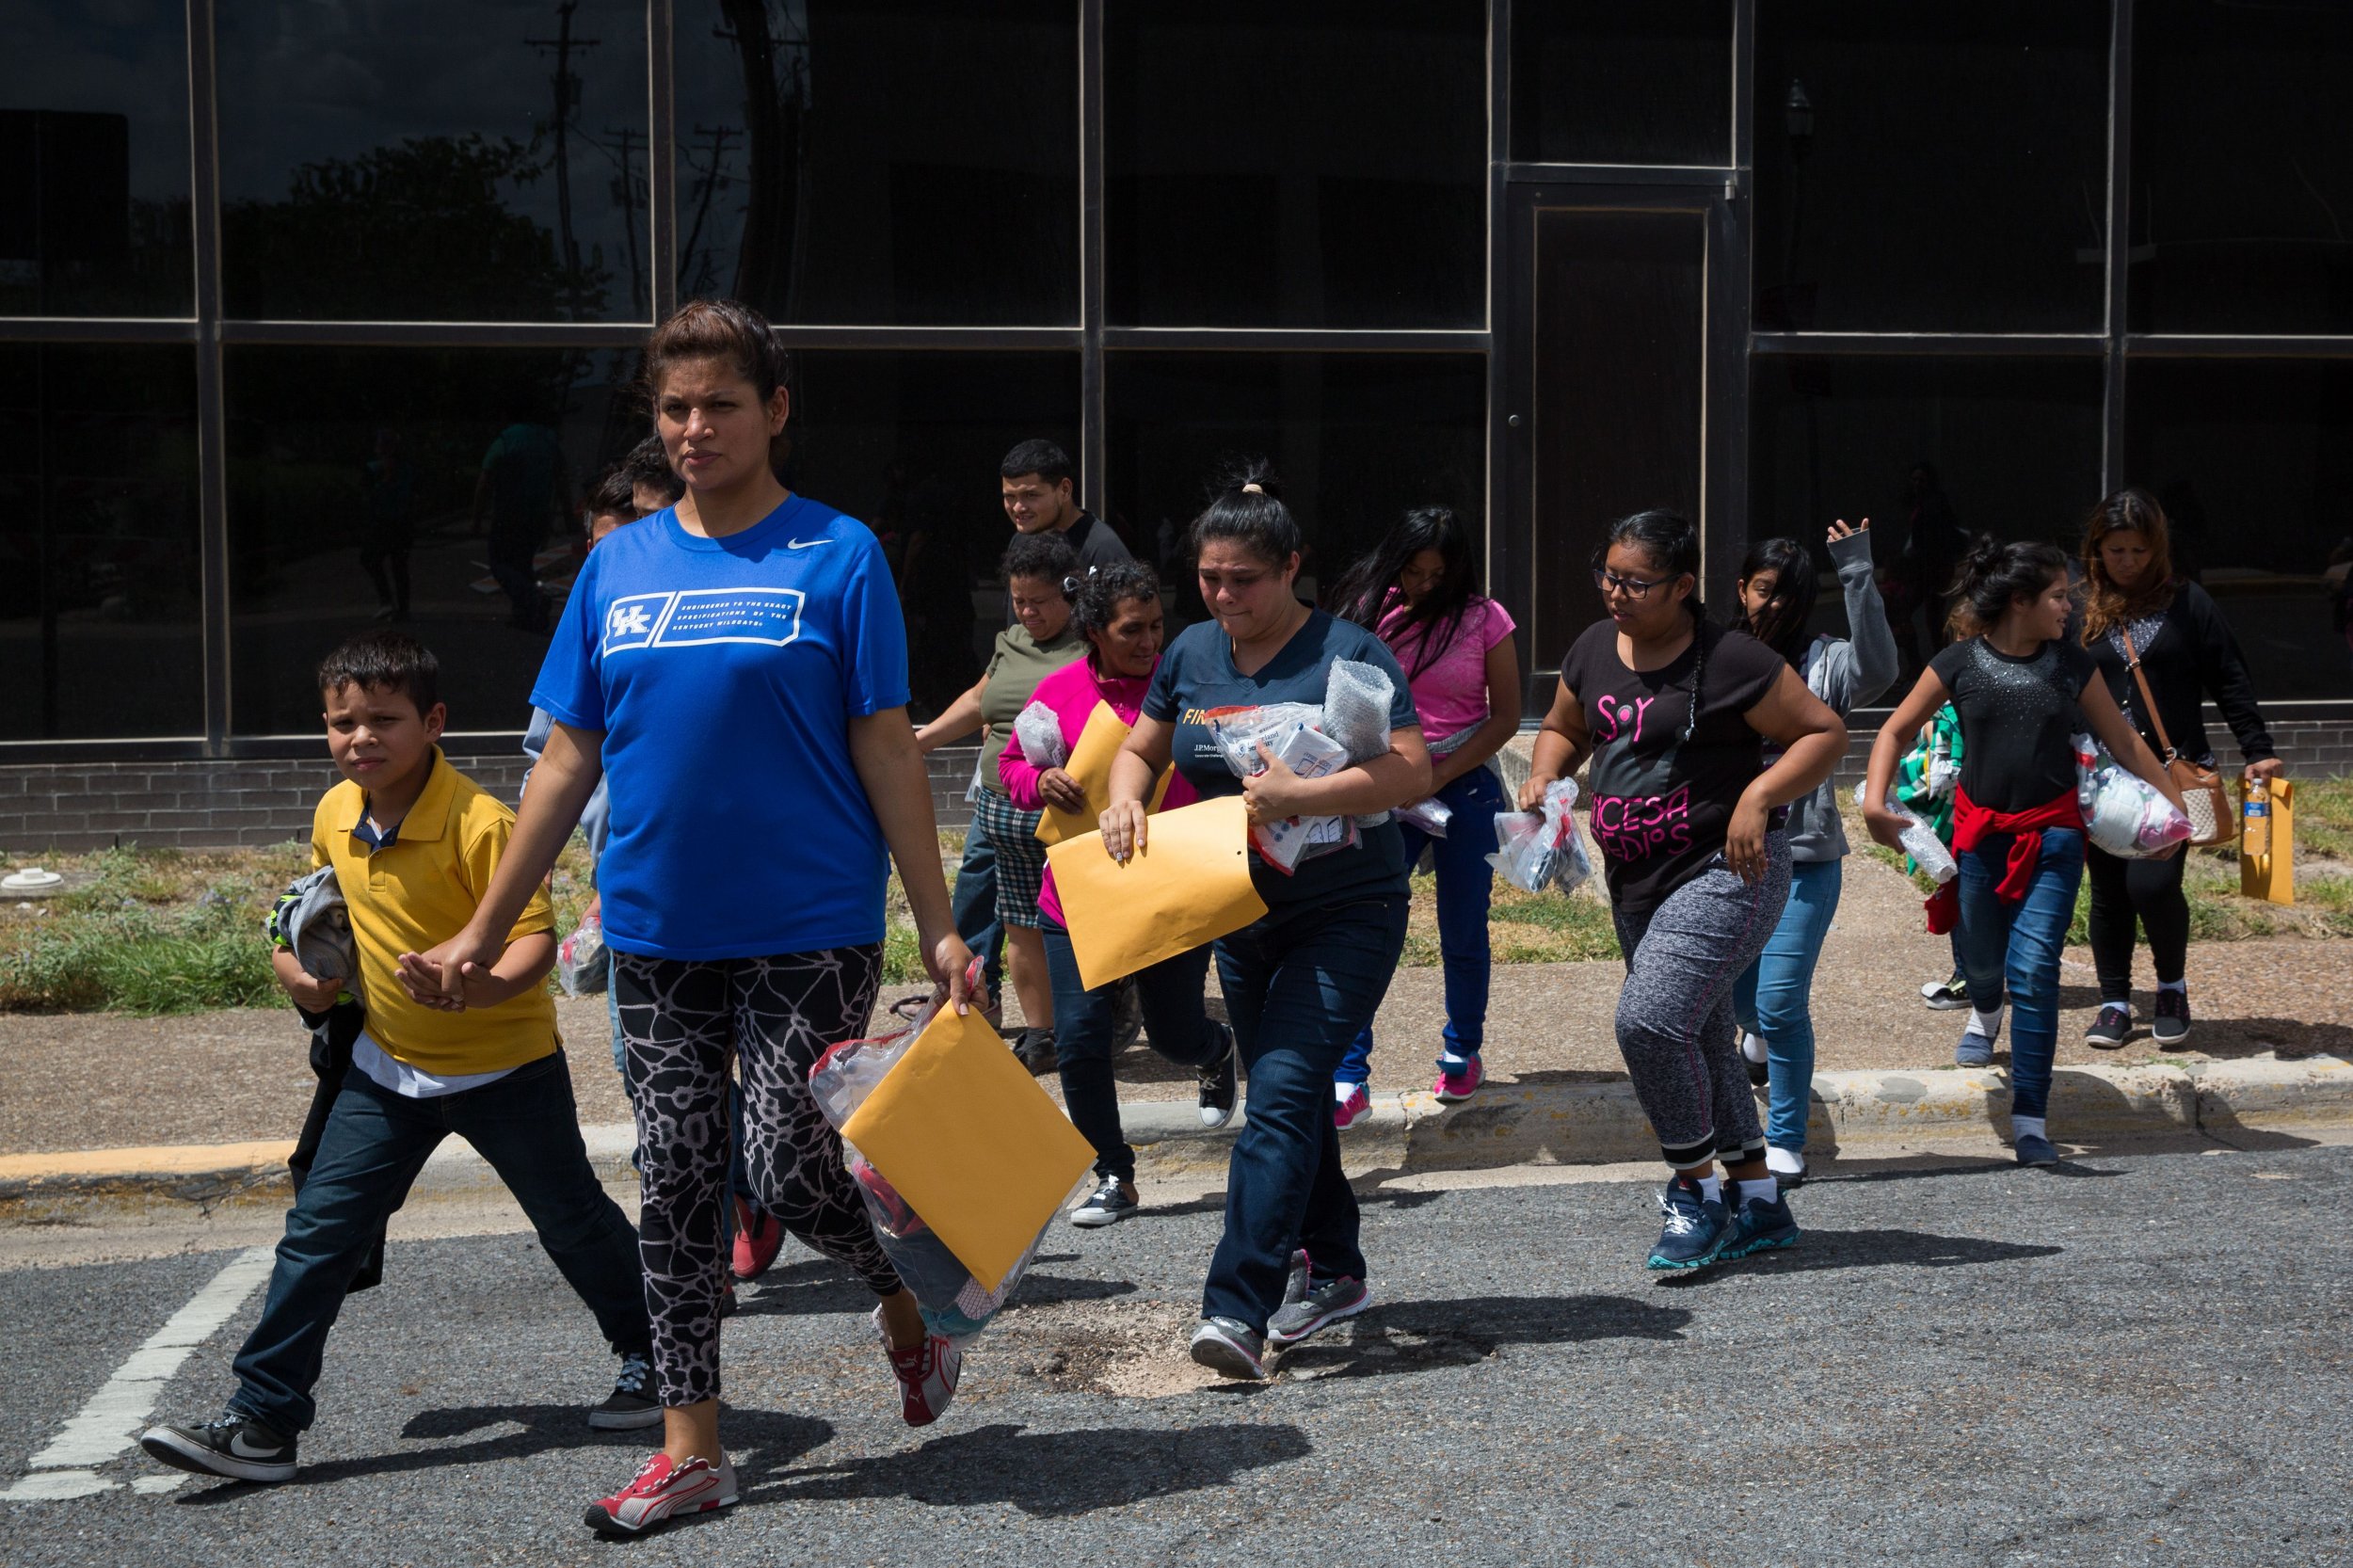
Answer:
[
  {"xmin": 1100, "ymin": 461, "xmax": 1432, "ymax": 1381},
  {"xmin": 1000, "ymin": 561, "xmax": 1241, "ymax": 1230}
]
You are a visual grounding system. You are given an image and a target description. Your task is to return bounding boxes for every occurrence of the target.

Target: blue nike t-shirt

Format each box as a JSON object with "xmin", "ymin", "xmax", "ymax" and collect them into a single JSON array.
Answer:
[
  {"xmin": 531, "ymin": 494, "xmax": 909, "ymax": 961},
  {"xmin": 1144, "ymin": 608, "xmax": 1419, "ymax": 907}
]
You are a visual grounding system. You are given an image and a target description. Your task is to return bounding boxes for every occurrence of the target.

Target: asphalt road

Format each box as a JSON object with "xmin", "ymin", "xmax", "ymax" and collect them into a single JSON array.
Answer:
[{"xmin": 4, "ymin": 1144, "xmax": 2348, "ymax": 1567}]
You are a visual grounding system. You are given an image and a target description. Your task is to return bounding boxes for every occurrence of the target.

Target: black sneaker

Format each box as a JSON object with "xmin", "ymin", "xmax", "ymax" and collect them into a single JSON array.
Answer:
[
  {"xmin": 588, "ymin": 1352, "xmax": 663, "ymax": 1431},
  {"xmin": 1111, "ymin": 977, "xmax": 1144, "ymax": 1051},
  {"xmin": 1015, "ymin": 1026, "xmax": 1060, "ymax": 1075},
  {"xmin": 1197, "ymin": 1025, "xmax": 1239, "ymax": 1128},
  {"xmin": 1721, "ymin": 1189, "xmax": 1802, "ymax": 1259},
  {"xmin": 1266, "ymin": 1273, "xmax": 1371, "ymax": 1348},
  {"xmin": 140, "ymin": 1411, "xmax": 296, "ymax": 1483},
  {"xmin": 1188, "ymin": 1316, "xmax": 1267, "ymax": 1381},
  {"xmin": 1069, "ymin": 1174, "xmax": 1140, "ymax": 1228},
  {"xmin": 2152, "ymin": 988, "xmax": 2192, "ymax": 1046},
  {"xmin": 1920, "ymin": 972, "xmax": 1971, "ymax": 1011},
  {"xmin": 1645, "ymin": 1176, "xmax": 1730, "ymax": 1271},
  {"xmin": 2084, "ymin": 1002, "xmax": 2132, "ymax": 1048}
]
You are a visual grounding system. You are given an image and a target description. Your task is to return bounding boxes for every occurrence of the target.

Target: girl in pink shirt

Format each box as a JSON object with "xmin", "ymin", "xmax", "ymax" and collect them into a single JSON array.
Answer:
[
  {"xmin": 1329, "ymin": 507, "xmax": 1523, "ymax": 1121},
  {"xmin": 1000, "ymin": 562, "xmax": 1238, "ymax": 1228}
]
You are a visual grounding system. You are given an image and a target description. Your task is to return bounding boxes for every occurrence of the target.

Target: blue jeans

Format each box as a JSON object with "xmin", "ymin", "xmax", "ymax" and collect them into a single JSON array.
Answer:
[
  {"xmin": 1043, "ymin": 921, "xmax": 1226, "ymax": 1183},
  {"xmin": 1204, "ymin": 892, "xmax": 1409, "ymax": 1334},
  {"xmin": 231, "ymin": 1051, "xmax": 648, "ymax": 1435},
  {"xmin": 1954, "ymin": 826, "xmax": 2085, "ymax": 1122},
  {"xmin": 951, "ymin": 820, "xmax": 1007, "ymax": 1001},
  {"xmin": 611, "ymin": 984, "xmax": 755, "ymax": 1237},
  {"xmin": 1337, "ymin": 766, "xmax": 1506, "ymax": 1081},
  {"xmin": 1733, "ymin": 856, "xmax": 1843, "ymax": 1152}
]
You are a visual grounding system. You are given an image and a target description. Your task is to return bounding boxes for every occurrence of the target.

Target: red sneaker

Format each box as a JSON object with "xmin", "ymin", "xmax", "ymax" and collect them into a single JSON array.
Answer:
[
  {"xmin": 730, "ymin": 1197, "xmax": 784, "ymax": 1281},
  {"xmin": 872, "ymin": 1304, "xmax": 962, "ymax": 1426},
  {"xmin": 1433, "ymin": 1055, "xmax": 1484, "ymax": 1104},
  {"xmin": 1333, "ymin": 1081, "xmax": 1370, "ymax": 1130},
  {"xmin": 584, "ymin": 1452, "xmax": 738, "ymax": 1536}
]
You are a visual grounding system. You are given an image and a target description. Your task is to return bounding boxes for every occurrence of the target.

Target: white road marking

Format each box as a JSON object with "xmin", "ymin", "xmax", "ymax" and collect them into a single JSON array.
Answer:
[{"xmin": 3, "ymin": 1245, "xmax": 275, "ymax": 1500}]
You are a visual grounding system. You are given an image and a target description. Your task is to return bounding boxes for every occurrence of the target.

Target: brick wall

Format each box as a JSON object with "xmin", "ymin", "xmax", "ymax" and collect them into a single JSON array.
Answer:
[
  {"xmin": 3, "ymin": 721, "xmax": 2345, "ymax": 853},
  {"xmin": 0, "ymin": 747, "xmax": 990, "ymax": 853}
]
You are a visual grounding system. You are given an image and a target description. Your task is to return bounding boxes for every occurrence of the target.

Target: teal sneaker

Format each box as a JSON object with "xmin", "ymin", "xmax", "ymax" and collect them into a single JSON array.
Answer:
[
  {"xmin": 1645, "ymin": 1176, "xmax": 1730, "ymax": 1270},
  {"xmin": 1722, "ymin": 1191, "xmax": 1801, "ymax": 1259}
]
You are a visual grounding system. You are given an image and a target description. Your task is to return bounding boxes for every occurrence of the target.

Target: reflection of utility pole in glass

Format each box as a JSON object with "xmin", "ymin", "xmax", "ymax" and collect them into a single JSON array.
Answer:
[
  {"xmin": 713, "ymin": 0, "xmax": 811, "ymax": 310},
  {"xmin": 606, "ymin": 125, "xmax": 648, "ymax": 314},
  {"xmin": 680, "ymin": 124, "xmax": 742, "ymax": 300},
  {"xmin": 1785, "ymin": 79, "xmax": 1822, "ymax": 535},
  {"xmin": 527, "ymin": 1, "xmax": 600, "ymax": 322}
]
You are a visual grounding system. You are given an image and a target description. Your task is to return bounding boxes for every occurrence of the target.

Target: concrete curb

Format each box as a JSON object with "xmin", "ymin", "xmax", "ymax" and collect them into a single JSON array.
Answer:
[{"xmin": 5, "ymin": 1058, "xmax": 2349, "ymax": 1215}]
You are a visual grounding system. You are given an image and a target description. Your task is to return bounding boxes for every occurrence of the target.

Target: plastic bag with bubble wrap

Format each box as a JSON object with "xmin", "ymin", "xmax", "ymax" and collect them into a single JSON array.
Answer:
[
  {"xmin": 1012, "ymin": 700, "xmax": 1068, "ymax": 768},
  {"xmin": 1486, "ymin": 778, "xmax": 1595, "ymax": 893},
  {"xmin": 808, "ymin": 968, "xmax": 1075, "ymax": 1344},
  {"xmin": 1321, "ymin": 659, "xmax": 1396, "ymax": 763},
  {"xmin": 2073, "ymin": 734, "xmax": 2192, "ymax": 859}
]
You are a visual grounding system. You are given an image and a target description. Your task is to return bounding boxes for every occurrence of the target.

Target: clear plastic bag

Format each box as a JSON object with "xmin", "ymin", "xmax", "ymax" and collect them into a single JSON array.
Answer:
[
  {"xmin": 1013, "ymin": 700, "xmax": 1068, "ymax": 768},
  {"xmin": 1396, "ymin": 795, "xmax": 1454, "ymax": 837},
  {"xmin": 555, "ymin": 910, "xmax": 609, "ymax": 997},
  {"xmin": 1208, "ymin": 705, "xmax": 1354, "ymax": 872},
  {"xmin": 2073, "ymin": 735, "xmax": 2192, "ymax": 859},
  {"xmin": 808, "ymin": 972, "xmax": 1071, "ymax": 1344},
  {"xmin": 1321, "ymin": 659, "xmax": 1396, "ymax": 763},
  {"xmin": 1486, "ymin": 778, "xmax": 1594, "ymax": 893},
  {"xmin": 1854, "ymin": 782, "xmax": 1957, "ymax": 884}
]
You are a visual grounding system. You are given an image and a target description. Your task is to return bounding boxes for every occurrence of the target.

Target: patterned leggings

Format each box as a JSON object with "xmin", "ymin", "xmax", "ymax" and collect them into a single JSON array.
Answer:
[{"xmin": 613, "ymin": 946, "xmax": 901, "ymax": 1406}]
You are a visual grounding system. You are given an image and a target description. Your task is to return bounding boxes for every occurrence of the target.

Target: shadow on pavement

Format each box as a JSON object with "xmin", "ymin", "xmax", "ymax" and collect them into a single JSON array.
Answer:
[
  {"xmin": 1273, "ymin": 1292, "xmax": 1691, "ymax": 1381},
  {"xmin": 1657, "ymin": 1227, "xmax": 2060, "ymax": 1289},
  {"xmin": 760, "ymin": 1419, "xmax": 1311, "ymax": 1516}
]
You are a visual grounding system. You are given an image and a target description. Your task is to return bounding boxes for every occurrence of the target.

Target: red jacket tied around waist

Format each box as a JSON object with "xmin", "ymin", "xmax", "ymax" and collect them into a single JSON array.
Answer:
[{"xmin": 1923, "ymin": 785, "xmax": 2084, "ymax": 936}]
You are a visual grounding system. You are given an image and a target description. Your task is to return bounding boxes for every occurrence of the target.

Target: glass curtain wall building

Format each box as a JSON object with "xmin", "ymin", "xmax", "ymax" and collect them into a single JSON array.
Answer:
[{"xmin": 5, "ymin": 1, "xmax": 2347, "ymax": 754}]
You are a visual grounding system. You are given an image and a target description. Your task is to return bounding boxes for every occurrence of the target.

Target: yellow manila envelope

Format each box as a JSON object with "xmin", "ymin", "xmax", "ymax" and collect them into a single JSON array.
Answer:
[
  {"xmin": 840, "ymin": 1005, "xmax": 1096, "ymax": 1291},
  {"xmin": 1046, "ymin": 795, "xmax": 1268, "ymax": 990},
  {"xmin": 1033, "ymin": 701, "xmax": 1171, "ymax": 845}
]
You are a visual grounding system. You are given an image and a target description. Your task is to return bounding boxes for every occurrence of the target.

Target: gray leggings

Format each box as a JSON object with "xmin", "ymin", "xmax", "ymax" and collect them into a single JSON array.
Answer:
[{"xmin": 1610, "ymin": 833, "xmax": 1793, "ymax": 1171}]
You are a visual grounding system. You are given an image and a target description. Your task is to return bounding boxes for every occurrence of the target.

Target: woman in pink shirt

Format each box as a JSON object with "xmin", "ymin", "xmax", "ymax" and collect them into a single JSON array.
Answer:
[
  {"xmin": 1000, "ymin": 561, "xmax": 1240, "ymax": 1227},
  {"xmin": 1329, "ymin": 507, "xmax": 1523, "ymax": 1122}
]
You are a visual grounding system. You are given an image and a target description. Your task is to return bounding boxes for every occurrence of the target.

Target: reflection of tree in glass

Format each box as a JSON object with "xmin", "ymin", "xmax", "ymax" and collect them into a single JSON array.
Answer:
[
  {"xmin": 222, "ymin": 134, "xmax": 608, "ymax": 321},
  {"xmin": 707, "ymin": 0, "xmax": 809, "ymax": 310}
]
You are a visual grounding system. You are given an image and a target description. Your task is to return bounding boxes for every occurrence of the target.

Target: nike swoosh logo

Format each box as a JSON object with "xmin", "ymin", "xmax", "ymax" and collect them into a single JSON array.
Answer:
[
  {"xmin": 787, "ymin": 537, "xmax": 833, "ymax": 550},
  {"xmin": 229, "ymin": 1432, "xmax": 282, "ymax": 1459}
]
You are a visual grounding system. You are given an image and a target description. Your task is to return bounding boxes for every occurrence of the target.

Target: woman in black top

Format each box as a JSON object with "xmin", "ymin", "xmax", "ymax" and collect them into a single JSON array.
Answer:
[{"xmin": 2077, "ymin": 488, "xmax": 2281, "ymax": 1049}]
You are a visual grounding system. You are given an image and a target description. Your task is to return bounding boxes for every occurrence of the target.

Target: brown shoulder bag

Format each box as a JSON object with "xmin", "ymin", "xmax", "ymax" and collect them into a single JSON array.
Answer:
[{"xmin": 2120, "ymin": 626, "xmax": 2235, "ymax": 847}]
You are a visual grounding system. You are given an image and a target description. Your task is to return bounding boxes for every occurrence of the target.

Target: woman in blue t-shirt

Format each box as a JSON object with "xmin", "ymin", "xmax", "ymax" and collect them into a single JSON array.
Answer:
[
  {"xmin": 1100, "ymin": 462, "xmax": 1432, "ymax": 1381},
  {"xmin": 409, "ymin": 299, "xmax": 975, "ymax": 1536}
]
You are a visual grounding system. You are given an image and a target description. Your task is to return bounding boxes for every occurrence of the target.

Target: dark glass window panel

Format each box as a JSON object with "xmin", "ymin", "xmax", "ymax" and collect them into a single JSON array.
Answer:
[
  {"xmin": 2123, "ymin": 360, "xmax": 2353, "ymax": 704},
  {"xmin": 1510, "ymin": 2, "xmax": 1733, "ymax": 167},
  {"xmin": 1748, "ymin": 355, "xmax": 2104, "ymax": 692},
  {"xmin": 675, "ymin": 2, "xmax": 1078, "ymax": 326},
  {"xmin": 2131, "ymin": 3, "xmax": 2353, "ymax": 335},
  {"xmin": 216, "ymin": 2, "xmax": 649, "ymax": 323},
  {"xmin": 1753, "ymin": 3, "xmax": 2108, "ymax": 332},
  {"xmin": 1105, "ymin": 352, "xmax": 1485, "ymax": 631},
  {"xmin": 226, "ymin": 345, "xmax": 644, "ymax": 734},
  {"xmin": 4, "ymin": 6, "xmax": 193, "ymax": 316},
  {"xmin": 0, "ymin": 344, "xmax": 202, "ymax": 739},
  {"xmin": 1528, "ymin": 206, "xmax": 1706, "ymax": 673},
  {"xmin": 1107, "ymin": 2, "xmax": 1485, "ymax": 328},
  {"xmin": 782, "ymin": 351, "xmax": 1080, "ymax": 712}
]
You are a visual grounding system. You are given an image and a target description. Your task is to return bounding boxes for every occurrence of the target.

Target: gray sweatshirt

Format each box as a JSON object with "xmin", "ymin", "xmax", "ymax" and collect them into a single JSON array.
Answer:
[{"xmin": 1780, "ymin": 527, "xmax": 1899, "ymax": 863}]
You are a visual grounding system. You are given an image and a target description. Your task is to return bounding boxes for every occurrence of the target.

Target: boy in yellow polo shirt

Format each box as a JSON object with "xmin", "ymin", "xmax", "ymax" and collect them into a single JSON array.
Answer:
[{"xmin": 143, "ymin": 631, "xmax": 656, "ymax": 1486}]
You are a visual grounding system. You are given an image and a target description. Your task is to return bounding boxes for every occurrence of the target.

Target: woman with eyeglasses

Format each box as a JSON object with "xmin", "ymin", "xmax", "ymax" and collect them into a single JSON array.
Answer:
[
  {"xmin": 1521, "ymin": 510, "xmax": 1846, "ymax": 1272},
  {"xmin": 1725, "ymin": 519, "xmax": 1898, "ymax": 1186}
]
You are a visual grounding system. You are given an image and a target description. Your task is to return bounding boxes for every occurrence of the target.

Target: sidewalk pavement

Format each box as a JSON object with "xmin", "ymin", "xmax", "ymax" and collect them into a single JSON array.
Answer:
[{"xmin": 5, "ymin": 853, "xmax": 2350, "ymax": 1211}]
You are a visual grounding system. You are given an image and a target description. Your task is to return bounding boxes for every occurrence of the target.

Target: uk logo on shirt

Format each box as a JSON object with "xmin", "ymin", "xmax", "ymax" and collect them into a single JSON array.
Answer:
[{"xmin": 601, "ymin": 588, "xmax": 805, "ymax": 656}]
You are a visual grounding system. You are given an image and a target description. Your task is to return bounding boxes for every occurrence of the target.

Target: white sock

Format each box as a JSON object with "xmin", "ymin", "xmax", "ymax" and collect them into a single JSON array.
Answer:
[
  {"xmin": 2012, "ymin": 1114, "xmax": 2047, "ymax": 1142},
  {"xmin": 1765, "ymin": 1144, "xmax": 1807, "ymax": 1178},
  {"xmin": 1966, "ymin": 1005, "xmax": 2004, "ymax": 1041},
  {"xmin": 2158, "ymin": 979, "xmax": 2186, "ymax": 996},
  {"xmin": 1737, "ymin": 1176, "xmax": 1779, "ymax": 1208},
  {"xmin": 1695, "ymin": 1174, "xmax": 1723, "ymax": 1205},
  {"xmin": 1740, "ymin": 1031, "xmax": 1768, "ymax": 1064},
  {"xmin": 1334, "ymin": 1080, "xmax": 1359, "ymax": 1103}
]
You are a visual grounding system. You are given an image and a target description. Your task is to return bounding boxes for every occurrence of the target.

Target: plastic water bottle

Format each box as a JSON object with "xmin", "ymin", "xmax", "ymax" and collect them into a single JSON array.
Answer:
[{"xmin": 2244, "ymin": 778, "xmax": 2271, "ymax": 857}]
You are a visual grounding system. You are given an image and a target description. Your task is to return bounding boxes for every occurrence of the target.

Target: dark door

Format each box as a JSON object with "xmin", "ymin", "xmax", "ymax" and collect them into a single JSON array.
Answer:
[{"xmin": 1500, "ymin": 182, "xmax": 1743, "ymax": 711}]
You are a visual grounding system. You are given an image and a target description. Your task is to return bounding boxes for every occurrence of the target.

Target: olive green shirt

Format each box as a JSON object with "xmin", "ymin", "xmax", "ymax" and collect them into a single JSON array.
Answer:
[{"xmin": 978, "ymin": 623, "xmax": 1086, "ymax": 792}]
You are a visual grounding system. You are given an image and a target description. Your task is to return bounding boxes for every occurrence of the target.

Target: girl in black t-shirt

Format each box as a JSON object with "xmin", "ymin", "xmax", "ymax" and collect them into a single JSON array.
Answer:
[
  {"xmin": 1524, "ymin": 511, "xmax": 1846, "ymax": 1272},
  {"xmin": 1863, "ymin": 538, "xmax": 2181, "ymax": 1169}
]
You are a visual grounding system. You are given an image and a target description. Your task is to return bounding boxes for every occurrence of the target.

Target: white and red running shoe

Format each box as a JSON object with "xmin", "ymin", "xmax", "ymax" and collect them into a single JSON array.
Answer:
[
  {"xmin": 1433, "ymin": 1055, "xmax": 1484, "ymax": 1104},
  {"xmin": 584, "ymin": 1452, "xmax": 739, "ymax": 1537},
  {"xmin": 1333, "ymin": 1081, "xmax": 1371, "ymax": 1130},
  {"xmin": 873, "ymin": 1304, "xmax": 962, "ymax": 1426}
]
